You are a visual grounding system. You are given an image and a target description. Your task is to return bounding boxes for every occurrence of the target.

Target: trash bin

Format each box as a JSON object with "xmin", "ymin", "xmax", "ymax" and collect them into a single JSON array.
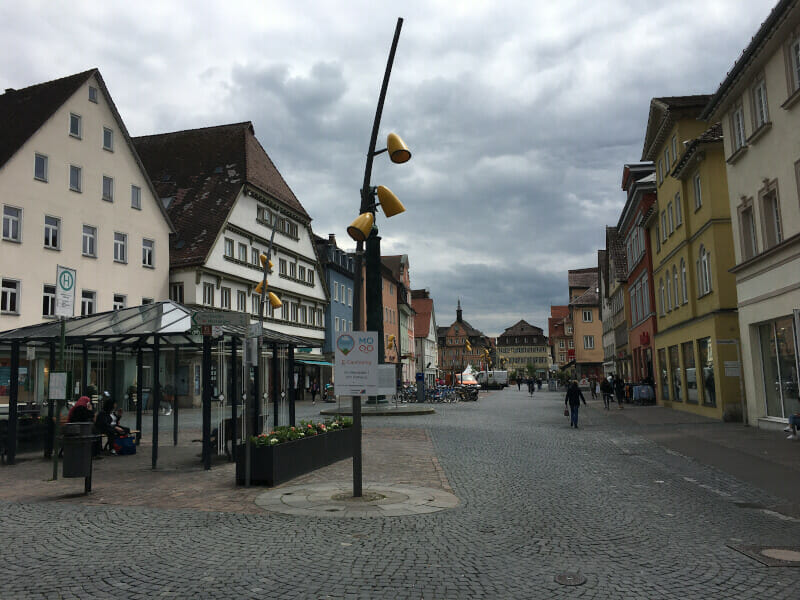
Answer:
[{"xmin": 62, "ymin": 422, "xmax": 98, "ymax": 479}]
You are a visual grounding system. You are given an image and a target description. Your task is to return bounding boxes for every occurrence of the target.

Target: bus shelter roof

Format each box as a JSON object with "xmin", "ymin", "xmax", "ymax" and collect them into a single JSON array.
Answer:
[{"xmin": 0, "ymin": 301, "xmax": 319, "ymax": 348}]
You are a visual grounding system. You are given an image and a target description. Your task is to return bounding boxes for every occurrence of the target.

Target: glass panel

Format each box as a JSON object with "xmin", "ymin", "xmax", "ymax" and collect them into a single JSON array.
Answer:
[
  {"xmin": 775, "ymin": 316, "xmax": 799, "ymax": 417},
  {"xmin": 759, "ymin": 323, "xmax": 783, "ymax": 417},
  {"xmin": 683, "ymin": 341, "xmax": 698, "ymax": 403},
  {"xmin": 698, "ymin": 337, "xmax": 716, "ymax": 406},
  {"xmin": 669, "ymin": 345, "xmax": 682, "ymax": 402},
  {"xmin": 658, "ymin": 348, "xmax": 669, "ymax": 400}
]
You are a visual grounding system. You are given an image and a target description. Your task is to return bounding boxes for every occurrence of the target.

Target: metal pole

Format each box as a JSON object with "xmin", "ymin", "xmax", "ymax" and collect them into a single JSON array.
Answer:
[
  {"xmin": 152, "ymin": 336, "xmax": 160, "ymax": 470},
  {"xmin": 173, "ymin": 346, "xmax": 179, "ymax": 446},
  {"xmin": 7, "ymin": 341, "xmax": 19, "ymax": 465},
  {"xmin": 202, "ymin": 334, "xmax": 212, "ymax": 470},
  {"xmin": 46, "ymin": 342, "xmax": 56, "ymax": 458},
  {"xmin": 273, "ymin": 344, "xmax": 280, "ymax": 429},
  {"xmin": 288, "ymin": 345, "xmax": 296, "ymax": 426},
  {"xmin": 52, "ymin": 319, "xmax": 65, "ymax": 479},
  {"xmin": 230, "ymin": 337, "xmax": 238, "ymax": 460},
  {"xmin": 271, "ymin": 342, "xmax": 279, "ymax": 429},
  {"xmin": 253, "ymin": 343, "xmax": 262, "ymax": 435},
  {"xmin": 136, "ymin": 347, "xmax": 143, "ymax": 445},
  {"xmin": 82, "ymin": 342, "xmax": 89, "ymax": 396}
]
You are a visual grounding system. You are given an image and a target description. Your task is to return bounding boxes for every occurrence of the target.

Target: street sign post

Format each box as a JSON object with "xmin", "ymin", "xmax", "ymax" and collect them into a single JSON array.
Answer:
[
  {"xmin": 55, "ymin": 265, "xmax": 76, "ymax": 318},
  {"xmin": 334, "ymin": 332, "xmax": 378, "ymax": 396}
]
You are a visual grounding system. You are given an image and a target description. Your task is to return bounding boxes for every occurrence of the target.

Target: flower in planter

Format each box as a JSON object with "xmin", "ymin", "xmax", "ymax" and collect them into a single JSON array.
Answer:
[{"xmin": 269, "ymin": 438, "xmax": 278, "ymax": 444}]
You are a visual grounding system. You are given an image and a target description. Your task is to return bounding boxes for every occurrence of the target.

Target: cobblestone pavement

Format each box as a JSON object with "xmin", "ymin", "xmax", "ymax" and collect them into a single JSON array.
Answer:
[{"xmin": 2, "ymin": 388, "xmax": 799, "ymax": 599}]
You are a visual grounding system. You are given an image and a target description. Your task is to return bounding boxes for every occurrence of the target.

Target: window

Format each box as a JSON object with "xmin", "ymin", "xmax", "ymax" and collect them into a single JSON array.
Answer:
[
  {"xmin": 669, "ymin": 345, "xmax": 683, "ymax": 402},
  {"xmin": 81, "ymin": 290, "xmax": 96, "ymax": 316},
  {"xmin": 279, "ymin": 259, "xmax": 287, "ymax": 275},
  {"xmin": 667, "ymin": 203, "xmax": 674, "ymax": 234},
  {"xmin": 170, "ymin": 282, "xmax": 184, "ymax": 304},
  {"xmin": 659, "ymin": 279, "xmax": 665, "ymax": 316},
  {"xmin": 69, "ymin": 165, "xmax": 82, "ymax": 192},
  {"xmin": 732, "ymin": 105, "xmax": 746, "ymax": 151},
  {"xmin": 760, "ymin": 182, "xmax": 782, "ymax": 249},
  {"xmin": 221, "ymin": 287, "xmax": 231, "ymax": 309},
  {"xmin": 568, "ymin": 339, "xmax": 574, "ymax": 349},
  {"xmin": 3, "ymin": 206, "xmax": 22, "ymax": 242},
  {"xmin": 224, "ymin": 238, "xmax": 234, "ymax": 257},
  {"xmin": 666, "ymin": 276, "xmax": 672, "ymax": 311},
  {"xmin": 298, "ymin": 266, "xmax": 306, "ymax": 281},
  {"xmin": 661, "ymin": 212, "xmax": 667, "ymax": 240},
  {"xmin": 238, "ymin": 243, "xmax": 247, "ymax": 262},
  {"xmin": 203, "ymin": 282, "xmax": 214, "ymax": 306},
  {"xmin": 347, "ymin": 287, "xmax": 352, "ymax": 306},
  {"xmin": 237, "ymin": 290, "xmax": 246, "ymax": 312},
  {"xmin": 674, "ymin": 193, "xmax": 682, "ymax": 226},
  {"xmin": 69, "ymin": 113, "xmax": 82, "ymax": 138},
  {"xmin": 697, "ymin": 337, "xmax": 715, "ymax": 405},
  {"xmin": 114, "ymin": 232, "xmax": 127, "ymax": 263},
  {"xmin": 673, "ymin": 265, "xmax": 679, "ymax": 309},
  {"xmin": 671, "ymin": 135, "xmax": 677, "ymax": 164},
  {"xmin": 142, "ymin": 298, "xmax": 153, "ymax": 305},
  {"xmin": 34, "ymin": 153, "xmax": 48, "ymax": 181},
  {"xmin": 99, "ymin": 175, "xmax": 114, "ymax": 202},
  {"xmin": 658, "ymin": 160, "xmax": 663, "ymax": 184},
  {"xmin": 566, "ymin": 325, "xmax": 572, "ymax": 334},
  {"xmin": 790, "ymin": 38, "xmax": 800, "ymax": 92},
  {"xmin": 113, "ymin": 294, "xmax": 126, "ymax": 311},
  {"xmin": 334, "ymin": 282, "xmax": 340, "ymax": 302},
  {"xmin": 738, "ymin": 200, "xmax": 758, "ymax": 260},
  {"xmin": 680, "ymin": 259, "xmax": 688, "ymax": 304},
  {"xmin": 582, "ymin": 310, "xmax": 592, "ymax": 322},
  {"xmin": 251, "ymin": 248, "xmax": 259, "ymax": 265},
  {"xmin": 142, "ymin": 239, "xmax": 154, "ymax": 267},
  {"xmin": 559, "ymin": 340, "xmax": 565, "ymax": 349},
  {"xmin": 43, "ymin": 284, "xmax": 55, "ymax": 317},
  {"xmin": 88, "ymin": 86, "xmax": 98, "ymax": 103},
  {"xmin": 82, "ymin": 225, "xmax": 97, "ymax": 257},
  {"xmin": 583, "ymin": 335, "xmax": 595, "ymax": 349},
  {"xmin": 289, "ymin": 262, "xmax": 296, "ymax": 278},
  {"xmin": 299, "ymin": 305, "xmax": 307, "ymax": 324},
  {"xmin": 664, "ymin": 147, "xmax": 670, "ymax": 171},
  {"xmin": 693, "ymin": 173, "xmax": 702, "ymax": 209},
  {"xmin": 291, "ymin": 303, "xmax": 298, "ymax": 322},
  {"xmin": 753, "ymin": 79, "xmax": 769, "ymax": 128},
  {"xmin": 655, "ymin": 223, "xmax": 661, "ymax": 252},
  {"xmin": 103, "ymin": 127, "xmax": 113, "ymax": 151},
  {"xmin": 131, "ymin": 185, "xmax": 141, "ymax": 209},
  {"xmin": 642, "ymin": 272, "xmax": 650, "ymax": 314},
  {"xmin": 698, "ymin": 245, "xmax": 711, "ymax": 295},
  {"xmin": 1, "ymin": 279, "xmax": 20, "ymax": 314}
]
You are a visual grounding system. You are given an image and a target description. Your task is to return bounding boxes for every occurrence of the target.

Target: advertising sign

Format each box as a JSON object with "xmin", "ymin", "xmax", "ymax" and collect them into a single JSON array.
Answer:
[
  {"xmin": 377, "ymin": 364, "xmax": 397, "ymax": 397},
  {"xmin": 55, "ymin": 265, "xmax": 76, "ymax": 318},
  {"xmin": 334, "ymin": 331, "xmax": 378, "ymax": 396}
]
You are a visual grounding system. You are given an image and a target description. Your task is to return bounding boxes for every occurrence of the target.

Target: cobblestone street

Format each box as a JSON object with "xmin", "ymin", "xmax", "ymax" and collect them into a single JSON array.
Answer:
[{"xmin": 2, "ymin": 388, "xmax": 799, "ymax": 599}]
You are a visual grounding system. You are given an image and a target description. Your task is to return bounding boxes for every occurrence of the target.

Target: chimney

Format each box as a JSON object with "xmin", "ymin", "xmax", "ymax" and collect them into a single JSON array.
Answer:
[
  {"xmin": 328, "ymin": 233, "xmax": 336, "ymax": 244},
  {"xmin": 4, "ymin": 88, "xmax": 15, "ymax": 93}
]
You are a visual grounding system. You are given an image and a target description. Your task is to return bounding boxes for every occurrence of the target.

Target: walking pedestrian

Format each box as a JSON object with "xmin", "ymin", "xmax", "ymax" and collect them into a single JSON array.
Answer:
[
  {"xmin": 527, "ymin": 377, "xmax": 534, "ymax": 396},
  {"xmin": 600, "ymin": 376, "xmax": 613, "ymax": 410},
  {"xmin": 310, "ymin": 379, "xmax": 319, "ymax": 404},
  {"xmin": 613, "ymin": 374, "xmax": 625, "ymax": 409},
  {"xmin": 564, "ymin": 380, "xmax": 587, "ymax": 428},
  {"xmin": 590, "ymin": 377, "xmax": 597, "ymax": 400},
  {"xmin": 517, "ymin": 379, "xmax": 521, "ymax": 391}
]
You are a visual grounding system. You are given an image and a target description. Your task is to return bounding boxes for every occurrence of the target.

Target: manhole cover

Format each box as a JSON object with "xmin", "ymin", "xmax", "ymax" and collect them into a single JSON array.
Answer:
[
  {"xmin": 729, "ymin": 544, "xmax": 800, "ymax": 567},
  {"xmin": 761, "ymin": 548, "xmax": 800, "ymax": 562},
  {"xmin": 555, "ymin": 572, "xmax": 586, "ymax": 586}
]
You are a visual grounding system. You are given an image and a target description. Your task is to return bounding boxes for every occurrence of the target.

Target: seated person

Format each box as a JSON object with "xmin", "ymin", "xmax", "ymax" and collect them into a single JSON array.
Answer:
[
  {"xmin": 111, "ymin": 408, "xmax": 131, "ymax": 435},
  {"xmin": 95, "ymin": 398, "xmax": 127, "ymax": 452},
  {"xmin": 67, "ymin": 396, "xmax": 94, "ymax": 422},
  {"xmin": 784, "ymin": 412, "xmax": 800, "ymax": 440}
]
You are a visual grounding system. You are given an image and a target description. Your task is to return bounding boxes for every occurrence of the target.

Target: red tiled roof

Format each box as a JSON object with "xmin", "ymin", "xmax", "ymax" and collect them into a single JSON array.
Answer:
[
  {"xmin": 0, "ymin": 69, "xmax": 96, "ymax": 169},
  {"xmin": 134, "ymin": 122, "xmax": 308, "ymax": 268},
  {"xmin": 412, "ymin": 297, "xmax": 433, "ymax": 338}
]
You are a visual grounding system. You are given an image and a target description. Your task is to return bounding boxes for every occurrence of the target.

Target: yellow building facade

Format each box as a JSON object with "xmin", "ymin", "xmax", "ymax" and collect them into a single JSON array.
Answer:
[{"xmin": 642, "ymin": 97, "xmax": 743, "ymax": 420}]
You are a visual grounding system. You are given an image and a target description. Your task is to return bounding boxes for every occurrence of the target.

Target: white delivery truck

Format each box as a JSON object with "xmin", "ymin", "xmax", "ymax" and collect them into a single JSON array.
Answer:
[{"xmin": 477, "ymin": 370, "xmax": 508, "ymax": 389}]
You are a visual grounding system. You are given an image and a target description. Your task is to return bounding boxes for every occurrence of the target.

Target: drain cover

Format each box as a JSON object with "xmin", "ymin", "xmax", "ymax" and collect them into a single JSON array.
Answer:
[
  {"xmin": 555, "ymin": 572, "xmax": 586, "ymax": 586},
  {"xmin": 729, "ymin": 544, "xmax": 800, "ymax": 567}
]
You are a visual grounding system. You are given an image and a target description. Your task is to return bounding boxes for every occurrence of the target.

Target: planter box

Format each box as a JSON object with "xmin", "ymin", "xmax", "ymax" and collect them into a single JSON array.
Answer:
[{"xmin": 236, "ymin": 427, "xmax": 354, "ymax": 486}]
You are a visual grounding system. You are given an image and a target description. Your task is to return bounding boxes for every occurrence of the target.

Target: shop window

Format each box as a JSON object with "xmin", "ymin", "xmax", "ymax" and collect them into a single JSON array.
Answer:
[
  {"xmin": 682, "ymin": 342, "xmax": 698, "ymax": 403},
  {"xmin": 658, "ymin": 348, "xmax": 669, "ymax": 401},
  {"xmin": 758, "ymin": 317, "xmax": 799, "ymax": 418},
  {"xmin": 669, "ymin": 345, "xmax": 682, "ymax": 402},
  {"xmin": 697, "ymin": 337, "xmax": 715, "ymax": 406}
]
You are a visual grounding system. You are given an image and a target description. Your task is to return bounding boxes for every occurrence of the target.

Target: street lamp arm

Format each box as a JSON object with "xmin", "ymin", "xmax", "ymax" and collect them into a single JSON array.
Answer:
[{"xmin": 360, "ymin": 16, "xmax": 404, "ymax": 214}]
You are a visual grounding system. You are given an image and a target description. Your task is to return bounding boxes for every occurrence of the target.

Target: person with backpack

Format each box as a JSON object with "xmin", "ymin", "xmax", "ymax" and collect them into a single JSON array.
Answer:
[
  {"xmin": 564, "ymin": 380, "xmax": 587, "ymax": 428},
  {"xmin": 600, "ymin": 376, "xmax": 613, "ymax": 410}
]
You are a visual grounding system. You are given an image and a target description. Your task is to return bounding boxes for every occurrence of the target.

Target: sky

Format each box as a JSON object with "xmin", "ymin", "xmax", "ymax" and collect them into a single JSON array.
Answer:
[{"xmin": 0, "ymin": 0, "xmax": 777, "ymax": 336}]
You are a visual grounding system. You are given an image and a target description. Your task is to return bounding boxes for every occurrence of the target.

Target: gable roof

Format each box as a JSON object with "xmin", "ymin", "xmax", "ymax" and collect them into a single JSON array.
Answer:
[
  {"xmin": 0, "ymin": 69, "xmax": 95, "ymax": 170},
  {"xmin": 568, "ymin": 267, "xmax": 598, "ymax": 290},
  {"xmin": 606, "ymin": 227, "xmax": 628, "ymax": 281},
  {"xmin": 641, "ymin": 95, "xmax": 712, "ymax": 161},
  {"xmin": 133, "ymin": 122, "xmax": 308, "ymax": 268},
  {"xmin": 412, "ymin": 297, "xmax": 434, "ymax": 338},
  {"xmin": 1, "ymin": 68, "xmax": 174, "ymax": 233},
  {"xmin": 671, "ymin": 122, "xmax": 724, "ymax": 179},
  {"xmin": 569, "ymin": 286, "xmax": 600, "ymax": 307},
  {"xmin": 500, "ymin": 320, "xmax": 544, "ymax": 337}
]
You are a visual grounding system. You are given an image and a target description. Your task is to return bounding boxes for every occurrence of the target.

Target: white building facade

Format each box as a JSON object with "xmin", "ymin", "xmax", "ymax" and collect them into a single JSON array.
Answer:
[{"xmin": 701, "ymin": 0, "xmax": 800, "ymax": 428}]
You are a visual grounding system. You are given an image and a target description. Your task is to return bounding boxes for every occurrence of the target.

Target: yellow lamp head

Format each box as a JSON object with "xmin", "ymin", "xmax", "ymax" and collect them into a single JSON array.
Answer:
[
  {"xmin": 254, "ymin": 281, "xmax": 266, "ymax": 295},
  {"xmin": 347, "ymin": 212, "xmax": 375, "ymax": 242},
  {"xmin": 388, "ymin": 334, "xmax": 396, "ymax": 348},
  {"xmin": 377, "ymin": 186, "xmax": 405, "ymax": 218},
  {"xmin": 259, "ymin": 254, "xmax": 273, "ymax": 270},
  {"xmin": 268, "ymin": 292, "xmax": 282, "ymax": 309},
  {"xmin": 387, "ymin": 133, "xmax": 411, "ymax": 164},
  {"xmin": 465, "ymin": 342, "xmax": 472, "ymax": 352}
]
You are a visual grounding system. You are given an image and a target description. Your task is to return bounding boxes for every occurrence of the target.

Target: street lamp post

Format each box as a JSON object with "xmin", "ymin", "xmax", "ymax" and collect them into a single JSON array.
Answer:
[{"xmin": 348, "ymin": 17, "xmax": 411, "ymax": 498}]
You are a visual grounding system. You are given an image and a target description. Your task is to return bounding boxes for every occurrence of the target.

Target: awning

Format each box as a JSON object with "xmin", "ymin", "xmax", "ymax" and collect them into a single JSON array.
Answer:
[{"xmin": 295, "ymin": 359, "xmax": 334, "ymax": 366}]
